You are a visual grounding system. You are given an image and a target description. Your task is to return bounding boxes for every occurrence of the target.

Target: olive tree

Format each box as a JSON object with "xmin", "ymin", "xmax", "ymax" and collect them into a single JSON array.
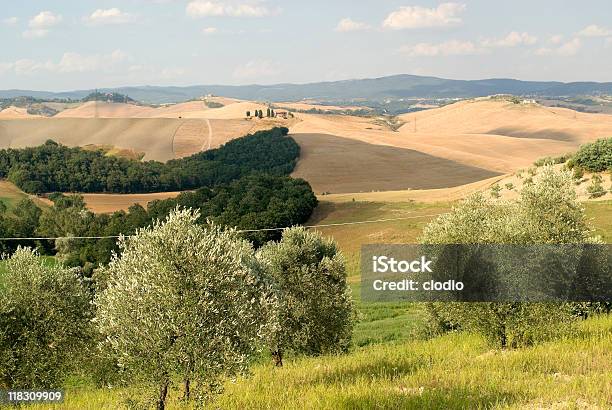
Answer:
[
  {"xmin": 258, "ymin": 227, "xmax": 355, "ymax": 366},
  {"xmin": 0, "ymin": 248, "xmax": 93, "ymax": 388},
  {"xmin": 420, "ymin": 166, "xmax": 598, "ymax": 348},
  {"xmin": 94, "ymin": 209, "xmax": 277, "ymax": 409}
]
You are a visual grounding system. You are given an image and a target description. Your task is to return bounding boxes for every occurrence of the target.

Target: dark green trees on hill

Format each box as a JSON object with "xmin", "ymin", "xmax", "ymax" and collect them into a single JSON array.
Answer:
[
  {"xmin": 36, "ymin": 174, "xmax": 316, "ymax": 271},
  {"xmin": 571, "ymin": 137, "xmax": 612, "ymax": 172},
  {"xmin": 0, "ymin": 127, "xmax": 298, "ymax": 194}
]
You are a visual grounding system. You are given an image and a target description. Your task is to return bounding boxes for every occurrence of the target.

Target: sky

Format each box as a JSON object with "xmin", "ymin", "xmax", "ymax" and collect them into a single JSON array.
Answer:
[{"xmin": 1, "ymin": 0, "xmax": 612, "ymax": 91}]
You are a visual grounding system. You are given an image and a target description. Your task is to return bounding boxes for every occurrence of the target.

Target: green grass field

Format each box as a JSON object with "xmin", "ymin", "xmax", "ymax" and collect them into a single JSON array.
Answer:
[
  {"xmin": 29, "ymin": 315, "xmax": 612, "ymax": 409},
  {"xmin": 9, "ymin": 198, "xmax": 612, "ymax": 408},
  {"xmin": 584, "ymin": 200, "xmax": 612, "ymax": 243}
]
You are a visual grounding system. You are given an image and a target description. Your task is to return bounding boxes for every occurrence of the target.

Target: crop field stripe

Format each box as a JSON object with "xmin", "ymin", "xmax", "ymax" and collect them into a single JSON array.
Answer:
[{"xmin": 0, "ymin": 213, "xmax": 443, "ymax": 240}]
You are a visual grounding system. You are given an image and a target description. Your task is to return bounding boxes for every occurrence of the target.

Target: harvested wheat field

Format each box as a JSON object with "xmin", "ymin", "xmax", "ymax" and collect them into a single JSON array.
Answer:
[
  {"xmin": 274, "ymin": 101, "xmax": 371, "ymax": 112},
  {"xmin": 185, "ymin": 101, "xmax": 269, "ymax": 119},
  {"xmin": 0, "ymin": 106, "xmax": 40, "ymax": 119},
  {"xmin": 0, "ymin": 116, "xmax": 272, "ymax": 161},
  {"xmin": 291, "ymin": 133, "xmax": 501, "ymax": 194},
  {"xmin": 288, "ymin": 100, "xmax": 612, "ymax": 195},
  {"xmin": 54, "ymin": 102, "xmax": 156, "ymax": 118},
  {"xmin": 0, "ymin": 180, "xmax": 51, "ymax": 208},
  {"xmin": 0, "ymin": 118, "xmax": 180, "ymax": 161},
  {"xmin": 79, "ymin": 192, "xmax": 184, "ymax": 213},
  {"xmin": 399, "ymin": 99, "xmax": 612, "ymax": 143},
  {"xmin": 318, "ymin": 176, "xmax": 507, "ymax": 203},
  {"xmin": 54, "ymin": 98, "xmax": 243, "ymax": 119},
  {"xmin": 172, "ymin": 119, "xmax": 211, "ymax": 158}
]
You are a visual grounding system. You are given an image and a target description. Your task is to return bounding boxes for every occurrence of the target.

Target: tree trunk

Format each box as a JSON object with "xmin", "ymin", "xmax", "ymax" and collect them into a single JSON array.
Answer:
[
  {"xmin": 183, "ymin": 378, "xmax": 190, "ymax": 400},
  {"xmin": 272, "ymin": 350, "xmax": 283, "ymax": 367},
  {"xmin": 499, "ymin": 324, "xmax": 507, "ymax": 349},
  {"xmin": 157, "ymin": 377, "xmax": 169, "ymax": 410}
]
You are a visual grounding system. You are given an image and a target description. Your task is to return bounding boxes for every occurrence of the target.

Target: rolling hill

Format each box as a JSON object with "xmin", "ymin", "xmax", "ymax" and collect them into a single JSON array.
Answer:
[{"xmin": 288, "ymin": 98, "xmax": 612, "ymax": 195}]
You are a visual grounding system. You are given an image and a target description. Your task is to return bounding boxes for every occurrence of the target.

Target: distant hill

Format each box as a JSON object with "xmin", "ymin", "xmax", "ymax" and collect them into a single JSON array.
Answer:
[{"xmin": 2, "ymin": 74, "xmax": 612, "ymax": 104}]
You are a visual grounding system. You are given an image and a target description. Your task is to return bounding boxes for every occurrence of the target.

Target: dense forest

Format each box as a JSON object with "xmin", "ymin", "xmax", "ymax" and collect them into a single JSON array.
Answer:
[{"xmin": 0, "ymin": 127, "xmax": 299, "ymax": 194}]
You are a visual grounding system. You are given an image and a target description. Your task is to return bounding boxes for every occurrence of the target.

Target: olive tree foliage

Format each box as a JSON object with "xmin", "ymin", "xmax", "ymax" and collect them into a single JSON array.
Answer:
[
  {"xmin": 94, "ymin": 208, "xmax": 278, "ymax": 408},
  {"xmin": 420, "ymin": 166, "xmax": 598, "ymax": 348},
  {"xmin": 0, "ymin": 248, "xmax": 93, "ymax": 388},
  {"xmin": 258, "ymin": 227, "xmax": 355, "ymax": 366}
]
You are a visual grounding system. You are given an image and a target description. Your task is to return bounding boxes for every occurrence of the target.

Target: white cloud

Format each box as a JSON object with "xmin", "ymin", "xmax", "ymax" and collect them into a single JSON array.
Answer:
[
  {"xmin": 549, "ymin": 34, "xmax": 564, "ymax": 45},
  {"xmin": 203, "ymin": 27, "xmax": 218, "ymax": 34},
  {"xmin": 578, "ymin": 24, "xmax": 612, "ymax": 37},
  {"xmin": 383, "ymin": 3, "xmax": 465, "ymax": 30},
  {"xmin": 23, "ymin": 11, "xmax": 62, "ymax": 39},
  {"xmin": 535, "ymin": 38, "xmax": 581, "ymax": 57},
  {"xmin": 400, "ymin": 40, "xmax": 481, "ymax": 56},
  {"xmin": 335, "ymin": 18, "xmax": 369, "ymax": 32},
  {"xmin": 233, "ymin": 60, "xmax": 281, "ymax": 80},
  {"xmin": 3, "ymin": 17, "xmax": 18, "ymax": 25},
  {"xmin": 481, "ymin": 31, "xmax": 537, "ymax": 48},
  {"xmin": 4, "ymin": 50, "xmax": 130, "ymax": 75},
  {"xmin": 85, "ymin": 8, "xmax": 133, "ymax": 25},
  {"xmin": 187, "ymin": 1, "xmax": 272, "ymax": 18},
  {"xmin": 56, "ymin": 50, "xmax": 129, "ymax": 73}
]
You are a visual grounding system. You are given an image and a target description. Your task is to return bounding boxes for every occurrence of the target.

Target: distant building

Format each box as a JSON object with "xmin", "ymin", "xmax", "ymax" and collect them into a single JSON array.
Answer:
[{"xmin": 275, "ymin": 110, "xmax": 288, "ymax": 119}]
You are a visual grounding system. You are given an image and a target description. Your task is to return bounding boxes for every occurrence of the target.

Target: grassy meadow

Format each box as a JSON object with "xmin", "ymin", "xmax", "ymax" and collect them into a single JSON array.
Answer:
[
  {"xmin": 28, "ymin": 315, "xmax": 612, "ymax": 409},
  {"xmin": 13, "ymin": 197, "xmax": 611, "ymax": 409}
]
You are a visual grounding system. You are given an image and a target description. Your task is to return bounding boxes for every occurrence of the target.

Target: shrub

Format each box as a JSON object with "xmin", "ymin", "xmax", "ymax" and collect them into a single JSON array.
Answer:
[
  {"xmin": 420, "ymin": 167, "xmax": 593, "ymax": 348},
  {"xmin": 490, "ymin": 184, "xmax": 501, "ymax": 198},
  {"xmin": 573, "ymin": 137, "xmax": 612, "ymax": 172},
  {"xmin": 534, "ymin": 154, "xmax": 572, "ymax": 167},
  {"xmin": 586, "ymin": 174, "xmax": 606, "ymax": 198},
  {"xmin": 505, "ymin": 183, "xmax": 515, "ymax": 190},
  {"xmin": 573, "ymin": 167, "xmax": 585, "ymax": 181},
  {"xmin": 258, "ymin": 227, "xmax": 355, "ymax": 366},
  {"xmin": 0, "ymin": 248, "xmax": 93, "ymax": 388},
  {"xmin": 95, "ymin": 209, "xmax": 277, "ymax": 407}
]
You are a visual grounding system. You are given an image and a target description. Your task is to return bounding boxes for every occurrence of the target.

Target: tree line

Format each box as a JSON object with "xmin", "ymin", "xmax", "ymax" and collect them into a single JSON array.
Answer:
[
  {"xmin": 0, "ymin": 173, "xmax": 318, "ymax": 274},
  {"xmin": 0, "ymin": 127, "xmax": 299, "ymax": 194}
]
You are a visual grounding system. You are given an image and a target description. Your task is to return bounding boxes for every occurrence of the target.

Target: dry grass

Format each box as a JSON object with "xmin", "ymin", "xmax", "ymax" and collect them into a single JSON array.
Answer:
[
  {"xmin": 0, "ymin": 180, "xmax": 51, "ymax": 209},
  {"xmin": 0, "ymin": 117, "xmax": 270, "ymax": 162},
  {"xmin": 0, "ymin": 106, "xmax": 40, "ymax": 119},
  {"xmin": 172, "ymin": 119, "xmax": 210, "ymax": 158},
  {"xmin": 290, "ymin": 100, "xmax": 612, "ymax": 179},
  {"xmin": 79, "ymin": 192, "xmax": 184, "ymax": 213},
  {"xmin": 291, "ymin": 133, "xmax": 501, "ymax": 194}
]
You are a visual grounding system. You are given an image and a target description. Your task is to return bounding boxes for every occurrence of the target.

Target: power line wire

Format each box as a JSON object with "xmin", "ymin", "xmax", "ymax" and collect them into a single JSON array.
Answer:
[{"xmin": 0, "ymin": 213, "xmax": 442, "ymax": 241}]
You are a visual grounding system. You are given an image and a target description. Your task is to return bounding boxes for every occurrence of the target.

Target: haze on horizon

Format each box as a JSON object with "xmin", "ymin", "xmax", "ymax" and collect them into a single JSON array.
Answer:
[{"xmin": 1, "ymin": 0, "xmax": 612, "ymax": 91}]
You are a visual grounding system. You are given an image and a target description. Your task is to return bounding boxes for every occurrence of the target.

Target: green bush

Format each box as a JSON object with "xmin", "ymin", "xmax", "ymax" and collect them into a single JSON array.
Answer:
[
  {"xmin": 533, "ymin": 153, "xmax": 572, "ymax": 167},
  {"xmin": 573, "ymin": 167, "xmax": 585, "ymax": 181},
  {"xmin": 587, "ymin": 175, "xmax": 606, "ymax": 198},
  {"xmin": 95, "ymin": 209, "xmax": 277, "ymax": 407},
  {"xmin": 420, "ymin": 167, "xmax": 594, "ymax": 348},
  {"xmin": 490, "ymin": 184, "xmax": 501, "ymax": 198},
  {"xmin": 573, "ymin": 137, "xmax": 612, "ymax": 172},
  {"xmin": 0, "ymin": 248, "xmax": 93, "ymax": 388},
  {"xmin": 258, "ymin": 227, "xmax": 355, "ymax": 366}
]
